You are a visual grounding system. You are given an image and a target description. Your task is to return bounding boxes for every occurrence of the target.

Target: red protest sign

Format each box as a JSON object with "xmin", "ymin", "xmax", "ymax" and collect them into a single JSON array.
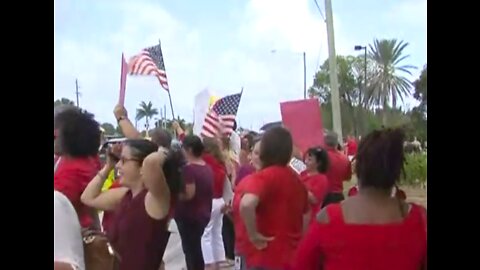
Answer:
[
  {"xmin": 280, "ymin": 99, "xmax": 324, "ymax": 155},
  {"xmin": 118, "ymin": 53, "xmax": 128, "ymax": 105}
]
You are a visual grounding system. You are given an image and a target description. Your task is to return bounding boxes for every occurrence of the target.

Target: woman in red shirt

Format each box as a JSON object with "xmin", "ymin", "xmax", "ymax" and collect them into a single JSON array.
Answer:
[
  {"xmin": 231, "ymin": 139, "xmax": 261, "ymax": 269},
  {"xmin": 201, "ymin": 137, "xmax": 228, "ymax": 270},
  {"xmin": 81, "ymin": 139, "xmax": 183, "ymax": 270},
  {"xmin": 236, "ymin": 138, "xmax": 262, "ymax": 186},
  {"xmin": 54, "ymin": 106, "xmax": 102, "ymax": 229},
  {"xmin": 291, "ymin": 128, "xmax": 427, "ymax": 270},
  {"xmin": 300, "ymin": 147, "xmax": 329, "ymax": 220},
  {"xmin": 237, "ymin": 127, "xmax": 309, "ymax": 270}
]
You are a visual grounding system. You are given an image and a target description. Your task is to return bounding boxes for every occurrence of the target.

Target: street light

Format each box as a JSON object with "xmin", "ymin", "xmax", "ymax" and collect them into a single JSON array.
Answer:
[
  {"xmin": 354, "ymin": 45, "xmax": 367, "ymax": 100},
  {"xmin": 271, "ymin": 50, "xmax": 307, "ymax": 99}
]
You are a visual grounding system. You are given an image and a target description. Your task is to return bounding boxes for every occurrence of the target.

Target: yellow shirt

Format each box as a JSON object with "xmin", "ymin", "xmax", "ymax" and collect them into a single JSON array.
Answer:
[{"xmin": 101, "ymin": 170, "xmax": 116, "ymax": 191}]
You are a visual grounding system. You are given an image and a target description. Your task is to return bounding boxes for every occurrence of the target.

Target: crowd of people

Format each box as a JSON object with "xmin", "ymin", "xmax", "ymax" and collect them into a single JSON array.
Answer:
[{"xmin": 54, "ymin": 103, "xmax": 427, "ymax": 270}]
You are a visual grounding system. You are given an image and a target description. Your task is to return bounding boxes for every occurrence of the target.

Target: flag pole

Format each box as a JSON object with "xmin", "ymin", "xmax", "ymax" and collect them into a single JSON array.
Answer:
[
  {"xmin": 167, "ymin": 90, "xmax": 177, "ymax": 138},
  {"xmin": 167, "ymin": 90, "xmax": 175, "ymax": 119},
  {"xmin": 159, "ymin": 39, "xmax": 176, "ymax": 120}
]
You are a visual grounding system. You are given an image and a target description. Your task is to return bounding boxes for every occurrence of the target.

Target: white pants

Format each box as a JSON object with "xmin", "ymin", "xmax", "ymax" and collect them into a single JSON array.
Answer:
[{"xmin": 201, "ymin": 198, "xmax": 226, "ymax": 264}]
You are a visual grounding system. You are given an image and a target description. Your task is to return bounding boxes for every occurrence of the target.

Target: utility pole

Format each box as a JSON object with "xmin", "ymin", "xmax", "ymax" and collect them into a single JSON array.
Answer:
[
  {"xmin": 303, "ymin": 51, "xmax": 307, "ymax": 99},
  {"xmin": 75, "ymin": 79, "xmax": 80, "ymax": 108},
  {"xmin": 325, "ymin": 0, "xmax": 343, "ymax": 140}
]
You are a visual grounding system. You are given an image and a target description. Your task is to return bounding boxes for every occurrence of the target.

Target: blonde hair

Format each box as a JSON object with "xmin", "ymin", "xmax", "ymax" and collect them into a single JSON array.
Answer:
[{"xmin": 202, "ymin": 137, "xmax": 226, "ymax": 164}]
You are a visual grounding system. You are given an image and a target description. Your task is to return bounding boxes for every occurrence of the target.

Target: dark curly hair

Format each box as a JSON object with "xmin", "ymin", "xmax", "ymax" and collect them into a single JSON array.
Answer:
[
  {"xmin": 355, "ymin": 128, "xmax": 406, "ymax": 190},
  {"xmin": 54, "ymin": 107, "xmax": 101, "ymax": 158}
]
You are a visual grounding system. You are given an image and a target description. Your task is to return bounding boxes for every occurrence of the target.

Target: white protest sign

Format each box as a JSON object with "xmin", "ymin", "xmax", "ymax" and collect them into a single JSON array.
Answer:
[{"xmin": 289, "ymin": 157, "xmax": 306, "ymax": 175}]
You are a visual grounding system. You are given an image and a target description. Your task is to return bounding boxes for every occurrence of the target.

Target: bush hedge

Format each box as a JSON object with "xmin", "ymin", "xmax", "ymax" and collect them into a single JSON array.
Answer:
[{"xmin": 402, "ymin": 152, "xmax": 427, "ymax": 186}]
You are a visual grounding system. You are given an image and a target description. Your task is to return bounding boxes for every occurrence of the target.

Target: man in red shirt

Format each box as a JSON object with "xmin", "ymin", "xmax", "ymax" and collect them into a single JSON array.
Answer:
[
  {"xmin": 238, "ymin": 127, "xmax": 309, "ymax": 269},
  {"xmin": 346, "ymin": 135, "xmax": 358, "ymax": 161},
  {"xmin": 54, "ymin": 106, "xmax": 102, "ymax": 229},
  {"xmin": 323, "ymin": 131, "xmax": 352, "ymax": 207}
]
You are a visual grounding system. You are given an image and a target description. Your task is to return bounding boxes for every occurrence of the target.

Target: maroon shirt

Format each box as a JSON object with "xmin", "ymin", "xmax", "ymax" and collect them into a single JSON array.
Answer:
[
  {"xmin": 107, "ymin": 189, "xmax": 171, "ymax": 270},
  {"xmin": 235, "ymin": 164, "xmax": 255, "ymax": 186},
  {"xmin": 175, "ymin": 164, "xmax": 214, "ymax": 224}
]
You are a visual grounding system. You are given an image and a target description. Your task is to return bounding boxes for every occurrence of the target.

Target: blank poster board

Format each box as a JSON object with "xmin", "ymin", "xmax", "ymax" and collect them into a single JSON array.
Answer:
[{"xmin": 280, "ymin": 99, "xmax": 324, "ymax": 155}]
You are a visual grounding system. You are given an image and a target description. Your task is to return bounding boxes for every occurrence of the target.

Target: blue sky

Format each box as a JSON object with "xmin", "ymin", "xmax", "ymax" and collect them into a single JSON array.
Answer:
[{"xmin": 54, "ymin": 0, "xmax": 426, "ymax": 130}]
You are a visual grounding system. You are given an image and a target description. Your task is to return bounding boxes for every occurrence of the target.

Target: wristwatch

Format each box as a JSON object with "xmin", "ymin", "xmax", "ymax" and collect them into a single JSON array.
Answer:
[{"xmin": 117, "ymin": 116, "xmax": 127, "ymax": 123}]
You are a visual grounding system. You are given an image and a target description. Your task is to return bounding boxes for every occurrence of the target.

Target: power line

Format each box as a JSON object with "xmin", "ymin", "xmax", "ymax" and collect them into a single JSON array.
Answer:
[
  {"xmin": 315, "ymin": 40, "xmax": 324, "ymax": 71},
  {"xmin": 313, "ymin": 0, "xmax": 326, "ymax": 21}
]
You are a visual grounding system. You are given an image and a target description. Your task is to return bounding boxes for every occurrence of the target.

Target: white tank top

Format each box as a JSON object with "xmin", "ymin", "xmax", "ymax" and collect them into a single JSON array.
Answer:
[{"xmin": 54, "ymin": 191, "xmax": 85, "ymax": 270}]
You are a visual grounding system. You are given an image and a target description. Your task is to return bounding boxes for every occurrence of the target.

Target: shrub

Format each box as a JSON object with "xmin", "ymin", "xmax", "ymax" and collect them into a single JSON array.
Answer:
[{"xmin": 402, "ymin": 152, "xmax": 427, "ymax": 186}]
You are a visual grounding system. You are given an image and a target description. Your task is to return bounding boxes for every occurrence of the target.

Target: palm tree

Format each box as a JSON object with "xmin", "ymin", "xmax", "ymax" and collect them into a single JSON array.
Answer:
[
  {"xmin": 367, "ymin": 39, "xmax": 416, "ymax": 125},
  {"xmin": 54, "ymin": 98, "xmax": 75, "ymax": 107},
  {"xmin": 136, "ymin": 101, "xmax": 158, "ymax": 132}
]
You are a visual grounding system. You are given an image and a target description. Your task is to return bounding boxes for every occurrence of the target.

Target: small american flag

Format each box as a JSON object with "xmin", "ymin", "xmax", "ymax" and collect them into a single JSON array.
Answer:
[
  {"xmin": 128, "ymin": 43, "xmax": 169, "ymax": 91},
  {"xmin": 201, "ymin": 92, "xmax": 243, "ymax": 138}
]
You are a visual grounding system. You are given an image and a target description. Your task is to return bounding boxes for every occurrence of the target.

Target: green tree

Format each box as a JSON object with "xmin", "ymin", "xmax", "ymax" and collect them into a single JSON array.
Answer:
[
  {"xmin": 367, "ymin": 39, "xmax": 416, "ymax": 125},
  {"xmin": 413, "ymin": 64, "xmax": 427, "ymax": 117},
  {"xmin": 54, "ymin": 98, "xmax": 75, "ymax": 107},
  {"xmin": 136, "ymin": 101, "xmax": 159, "ymax": 131},
  {"xmin": 309, "ymin": 55, "xmax": 373, "ymax": 136},
  {"xmin": 101, "ymin": 123, "xmax": 116, "ymax": 135},
  {"xmin": 115, "ymin": 125, "xmax": 124, "ymax": 136},
  {"xmin": 409, "ymin": 64, "xmax": 427, "ymax": 141},
  {"xmin": 152, "ymin": 116, "xmax": 193, "ymax": 135}
]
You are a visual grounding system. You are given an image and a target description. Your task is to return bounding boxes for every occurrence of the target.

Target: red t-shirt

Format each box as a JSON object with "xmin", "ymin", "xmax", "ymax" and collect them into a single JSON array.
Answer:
[
  {"xmin": 346, "ymin": 139, "xmax": 358, "ymax": 156},
  {"xmin": 202, "ymin": 153, "xmax": 226, "ymax": 198},
  {"xmin": 348, "ymin": 185, "xmax": 359, "ymax": 197},
  {"xmin": 54, "ymin": 156, "xmax": 101, "ymax": 228},
  {"xmin": 325, "ymin": 148, "xmax": 352, "ymax": 193},
  {"xmin": 290, "ymin": 203, "xmax": 427, "ymax": 270},
  {"xmin": 300, "ymin": 171, "xmax": 329, "ymax": 219},
  {"xmin": 241, "ymin": 166, "xmax": 309, "ymax": 269},
  {"xmin": 232, "ymin": 175, "xmax": 253, "ymax": 254}
]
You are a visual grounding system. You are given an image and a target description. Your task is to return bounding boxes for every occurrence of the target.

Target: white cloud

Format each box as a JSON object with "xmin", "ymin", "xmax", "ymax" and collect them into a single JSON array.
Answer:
[
  {"xmin": 384, "ymin": 0, "xmax": 427, "ymax": 27},
  {"xmin": 226, "ymin": 0, "xmax": 358, "ymax": 127},
  {"xmin": 54, "ymin": 0, "xmax": 370, "ymax": 130}
]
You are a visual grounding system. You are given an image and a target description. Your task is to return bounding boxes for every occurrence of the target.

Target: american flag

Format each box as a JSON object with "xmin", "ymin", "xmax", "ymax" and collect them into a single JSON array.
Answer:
[
  {"xmin": 201, "ymin": 92, "xmax": 243, "ymax": 138},
  {"xmin": 128, "ymin": 43, "xmax": 169, "ymax": 91}
]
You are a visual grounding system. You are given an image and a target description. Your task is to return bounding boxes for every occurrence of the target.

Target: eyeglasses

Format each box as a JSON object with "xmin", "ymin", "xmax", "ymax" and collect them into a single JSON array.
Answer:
[{"xmin": 119, "ymin": 157, "xmax": 141, "ymax": 164}]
